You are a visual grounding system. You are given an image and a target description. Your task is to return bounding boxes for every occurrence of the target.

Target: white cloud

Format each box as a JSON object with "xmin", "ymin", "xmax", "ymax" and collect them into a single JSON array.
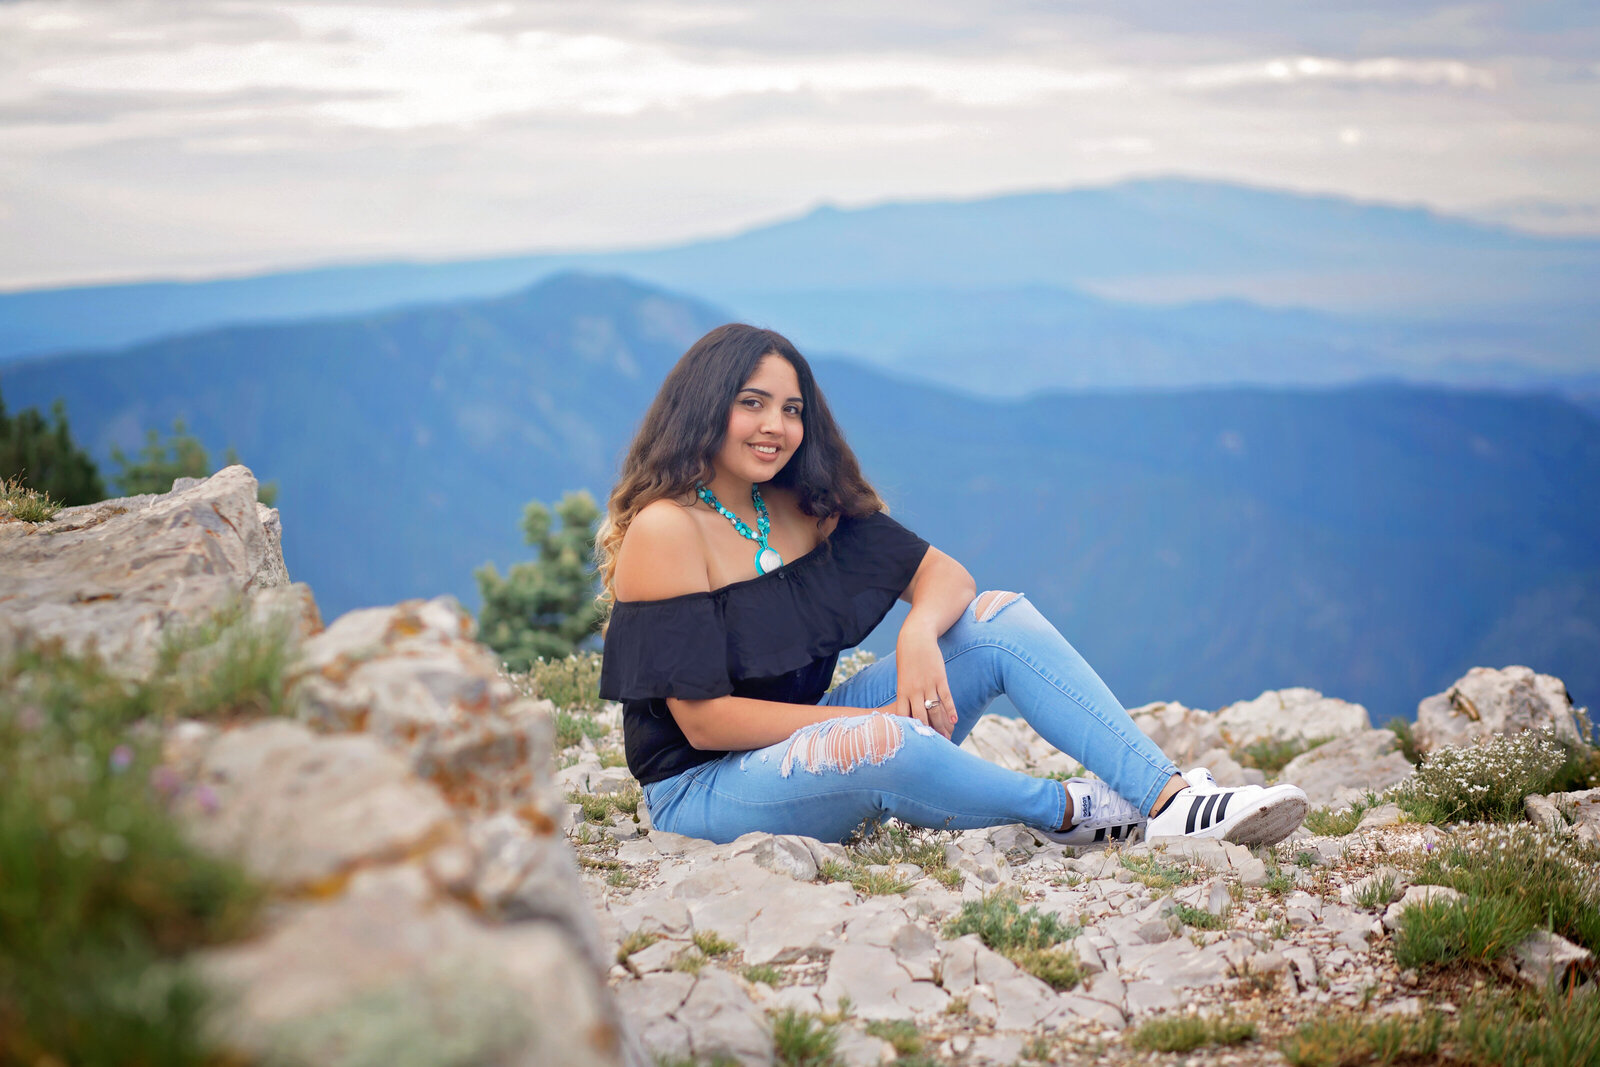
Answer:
[{"xmin": 0, "ymin": 0, "xmax": 1596, "ymax": 287}]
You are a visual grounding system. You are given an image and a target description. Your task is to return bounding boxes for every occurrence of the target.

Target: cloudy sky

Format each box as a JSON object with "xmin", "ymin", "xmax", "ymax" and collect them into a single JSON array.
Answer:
[{"xmin": 3, "ymin": 0, "xmax": 1598, "ymax": 290}]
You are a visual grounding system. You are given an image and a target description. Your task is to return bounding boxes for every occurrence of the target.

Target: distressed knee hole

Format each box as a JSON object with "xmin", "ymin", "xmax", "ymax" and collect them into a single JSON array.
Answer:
[
  {"xmin": 780, "ymin": 714, "xmax": 904, "ymax": 778},
  {"xmin": 973, "ymin": 590, "xmax": 1022, "ymax": 622}
]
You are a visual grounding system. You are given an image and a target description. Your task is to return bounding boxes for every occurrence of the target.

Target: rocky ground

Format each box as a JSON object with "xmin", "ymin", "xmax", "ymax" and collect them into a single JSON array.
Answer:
[
  {"xmin": 558, "ymin": 699, "xmax": 1599, "ymax": 1066},
  {"xmin": 5, "ymin": 469, "xmax": 1595, "ymax": 1067}
]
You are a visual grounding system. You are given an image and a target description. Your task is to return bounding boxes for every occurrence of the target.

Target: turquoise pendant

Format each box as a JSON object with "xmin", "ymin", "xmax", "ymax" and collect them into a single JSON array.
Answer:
[{"xmin": 756, "ymin": 546, "xmax": 783, "ymax": 574}]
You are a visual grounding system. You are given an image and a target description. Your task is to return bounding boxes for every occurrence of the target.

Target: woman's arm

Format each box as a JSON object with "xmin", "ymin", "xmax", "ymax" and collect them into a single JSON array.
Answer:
[
  {"xmin": 892, "ymin": 547, "xmax": 976, "ymax": 738},
  {"xmin": 666, "ymin": 694, "xmax": 876, "ymax": 751}
]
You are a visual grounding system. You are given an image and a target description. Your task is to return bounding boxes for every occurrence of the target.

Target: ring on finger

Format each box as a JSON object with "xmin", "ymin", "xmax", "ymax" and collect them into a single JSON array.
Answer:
[{"xmin": 923, "ymin": 698, "xmax": 942, "ymax": 711}]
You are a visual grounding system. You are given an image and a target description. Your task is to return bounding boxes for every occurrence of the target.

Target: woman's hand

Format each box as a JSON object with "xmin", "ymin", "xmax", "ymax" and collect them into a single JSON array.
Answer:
[{"xmin": 894, "ymin": 624, "xmax": 957, "ymax": 739}]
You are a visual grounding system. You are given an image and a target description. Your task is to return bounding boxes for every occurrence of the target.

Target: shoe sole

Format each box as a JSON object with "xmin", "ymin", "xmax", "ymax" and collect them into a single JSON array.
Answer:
[{"xmin": 1219, "ymin": 787, "xmax": 1309, "ymax": 848}]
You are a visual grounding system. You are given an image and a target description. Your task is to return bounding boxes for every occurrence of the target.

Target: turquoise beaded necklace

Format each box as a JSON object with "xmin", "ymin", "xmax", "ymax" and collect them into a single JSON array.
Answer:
[{"xmin": 696, "ymin": 482, "xmax": 784, "ymax": 575}]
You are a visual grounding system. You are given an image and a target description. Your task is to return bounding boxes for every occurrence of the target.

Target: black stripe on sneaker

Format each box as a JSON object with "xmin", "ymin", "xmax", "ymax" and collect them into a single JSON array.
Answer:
[
  {"xmin": 1215, "ymin": 792, "xmax": 1232, "ymax": 822},
  {"xmin": 1200, "ymin": 793, "xmax": 1220, "ymax": 829},
  {"xmin": 1094, "ymin": 827, "xmax": 1106, "ymax": 842},
  {"xmin": 1185, "ymin": 796, "xmax": 1205, "ymax": 833}
]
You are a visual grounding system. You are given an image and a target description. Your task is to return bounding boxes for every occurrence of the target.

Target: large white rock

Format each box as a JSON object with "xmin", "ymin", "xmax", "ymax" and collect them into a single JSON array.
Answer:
[
  {"xmin": 1127, "ymin": 701, "xmax": 1226, "ymax": 767},
  {"xmin": 181, "ymin": 720, "xmax": 455, "ymax": 891},
  {"xmin": 1213, "ymin": 688, "xmax": 1372, "ymax": 746},
  {"xmin": 201, "ymin": 866, "xmax": 624, "ymax": 1067},
  {"xmin": 1414, "ymin": 666, "xmax": 1587, "ymax": 753},
  {"xmin": 0, "ymin": 465, "xmax": 309, "ymax": 674},
  {"xmin": 1279, "ymin": 729, "xmax": 1415, "ymax": 807}
]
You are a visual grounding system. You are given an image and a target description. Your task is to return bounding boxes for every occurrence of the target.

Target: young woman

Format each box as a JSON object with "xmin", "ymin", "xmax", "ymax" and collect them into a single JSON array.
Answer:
[{"xmin": 597, "ymin": 324, "xmax": 1308, "ymax": 847}]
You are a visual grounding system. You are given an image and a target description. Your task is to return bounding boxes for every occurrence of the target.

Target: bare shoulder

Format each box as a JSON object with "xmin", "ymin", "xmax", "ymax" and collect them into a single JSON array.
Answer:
[{"xmin": 615, "ymin": 498, "xmax": 711, "ymax": 602}]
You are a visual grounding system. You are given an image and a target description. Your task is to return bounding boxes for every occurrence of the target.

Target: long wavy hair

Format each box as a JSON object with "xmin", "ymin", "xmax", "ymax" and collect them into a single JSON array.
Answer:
[{"xmin": 595, "ymin": 323, "xmax": 883, "ymax": 606}]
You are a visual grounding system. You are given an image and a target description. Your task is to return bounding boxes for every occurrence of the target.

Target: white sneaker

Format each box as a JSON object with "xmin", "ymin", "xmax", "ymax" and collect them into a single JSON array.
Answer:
[
  {"xmin": 1145, "ymin": 766, "xmax": 1308, "ymax": 847},
  {"xmin": 1039, "ymin": 777, "xmax": 1147, "ymax": 847}
]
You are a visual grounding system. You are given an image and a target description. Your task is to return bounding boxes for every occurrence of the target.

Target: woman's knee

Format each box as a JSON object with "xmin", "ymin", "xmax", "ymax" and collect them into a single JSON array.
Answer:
[
  {"xmin": 972, "ymin": 590, "xmax": 1025, "ymax": 622},
  {"xmin": 778, "ymin": 713, "xmax": 938, "ymax": 778}
]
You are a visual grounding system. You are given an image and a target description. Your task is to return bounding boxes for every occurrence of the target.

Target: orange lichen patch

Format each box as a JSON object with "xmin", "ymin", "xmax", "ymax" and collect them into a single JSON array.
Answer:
[{"xmin": 516, "ymin": 804, "xmax": 558, "ymax": 836}]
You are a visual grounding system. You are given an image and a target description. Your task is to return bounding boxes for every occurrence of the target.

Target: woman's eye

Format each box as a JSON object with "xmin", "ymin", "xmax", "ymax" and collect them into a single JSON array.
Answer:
[{"xmin": 785, "ymin": 406, "xmax": 802, "ymax": 416}]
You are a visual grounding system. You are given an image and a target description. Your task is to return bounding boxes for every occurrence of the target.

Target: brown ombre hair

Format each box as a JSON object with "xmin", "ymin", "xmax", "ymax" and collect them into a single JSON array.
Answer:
[{"xmin": 595, "ymin": 323, "xmax": 883, "ymax": 606}]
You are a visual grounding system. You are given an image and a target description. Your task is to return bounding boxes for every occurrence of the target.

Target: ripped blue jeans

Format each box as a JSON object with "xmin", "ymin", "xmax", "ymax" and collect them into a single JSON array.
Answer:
[{"xmin": 640, "ymin": 592, "xmax": 1180, "ymax": 844}]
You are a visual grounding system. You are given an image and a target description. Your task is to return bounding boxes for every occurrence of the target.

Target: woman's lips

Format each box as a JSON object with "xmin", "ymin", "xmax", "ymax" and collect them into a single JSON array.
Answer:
[{"xmin": 749, "ymin": 443, "xmax": 781, "ymax": 462}]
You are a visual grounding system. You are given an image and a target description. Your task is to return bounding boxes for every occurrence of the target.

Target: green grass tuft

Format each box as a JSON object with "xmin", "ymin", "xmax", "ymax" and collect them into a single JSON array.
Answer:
[
  {"xmin": 1303, "ymin": 792, "xmax": 1383, "ymax": 837},
  {"xmin": 615, "ymin": 930, "xmax": 660, "ymax": 964},
  {"xmin": 0, "ymin": 474, "xmax": 63, "ymax": 523},
  {"xmin": 943, "ymin": 891, "xmax": 1085, "ymax": 990},
  {"xmin": 0, "ymin": 639, "xmax": 267, "ymax": 1064},
  {"xmin": 1392, "ymin": 895, "xmax": 1534, "ymax": 972},
  {"xmin": 1406, "ymin": 824, "xmax": 1600, "ymax": 954},
  {"xmin": 816, "ymin": 859, "xmax": 911, "ymax": 896},
  {"xmin": 863, "ymin": 1019, "xmax": 923, "ymax": 1056},
  {"xmin": 770, "ymin": 1008, "xmax": 840, "ymax": 1067},
  {"xmin": 1172, "ymin": 902, "xmax": 1228, "ymax": 930},
  {"xmin": 1130, "ymin": 1013, "xmax": 1257, "ymax": 1053},
  {"xmin": 1235, "ymin": 735, "xmax": 1332, "ymax": 776},
  {"xmin": 1352, "ymin": 873, "xmax": 1398, "ymax": 911},
  {"xmin": 1280, "ymin": 1013, "xmax": 1445, "ymax": 1067},
  {"xmin": 567, "ymin": 786, "xmax": 643, "ymax": 824},
  {"xmin": 1282, "ymin": 986, "xmax": 1600, "ymax": 1067},
  {"xmin": 693, "ymin": 930, "xmax": 738, "ymax": 957},
  {"xmin": 1120, "ymin": 853, "xmax": 1206, "ymax": 890},
  {"xmin": 743, "ymin": 964, "xmax": 782, "ymax": 987}
]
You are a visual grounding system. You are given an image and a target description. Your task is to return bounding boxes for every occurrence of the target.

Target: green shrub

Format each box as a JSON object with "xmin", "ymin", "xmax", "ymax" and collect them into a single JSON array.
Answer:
[
  {"xmin": 515, "ymin": 652, "xmax": 606, "ymax": 713},
  {"xmin": 0, "ymin": 642, "xmax": 264, "ymax": 1065},
  {"xmin": 553, "ymin": 708, "xmax": 608, "ymax": 749},
  {"xmin": 1130, "ymin": 1013, "xmax": 1256, "ymax": 1053},
  {"xmin": 1393, "ymin": 730, "xmax": 1576, "ymax": 825},
  {"xmin": 1384, "ymin": 717, "xmax": 1422, "ymax": 765},
  {"xmin": 1235, "ymin": 736, "xmax": 1331, "ymax": 776}
]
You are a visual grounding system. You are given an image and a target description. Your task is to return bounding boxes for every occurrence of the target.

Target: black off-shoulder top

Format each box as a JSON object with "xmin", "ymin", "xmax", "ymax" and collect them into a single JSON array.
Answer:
[{"xmin": 598, "ymin": 510, "xmax": 931, "ymax": 784}]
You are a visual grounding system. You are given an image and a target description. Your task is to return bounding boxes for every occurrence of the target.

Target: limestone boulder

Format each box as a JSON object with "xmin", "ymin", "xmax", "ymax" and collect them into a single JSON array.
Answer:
[
  {"xmin": 1279, "ymin": 729, "xmax": 1415, "ymax": 807},
  {"xmin": 1414, "ymin": 666, "xmax": 1587, "ymax": 753},
  {"xmin": 179, "ymin": 719, "xmax": 456, "ymax": 892},
  {"xmin": 201, "ymin": 866, "xmax": 624, "ymax": 1067},
  {"xmin": 1212, "ymin": 688, "xmax": 1372, "ymax": 747},
  {"xmin": 291, "ymin": 596, "xmax": 561, "ymax": 821},
  {"xmin": 0, "ymin": 465, "xmax": 311, "ymax": 674},
  {"xmin": 1126, "ymin": 701, "xmax": 1224, "ymax": 768}
]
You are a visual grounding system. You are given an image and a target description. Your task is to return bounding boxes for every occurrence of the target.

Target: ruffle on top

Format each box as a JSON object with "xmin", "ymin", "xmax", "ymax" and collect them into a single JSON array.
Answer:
[{"xmin": 598, "ymin": 510, "xmax": 930, "ymax": 701}]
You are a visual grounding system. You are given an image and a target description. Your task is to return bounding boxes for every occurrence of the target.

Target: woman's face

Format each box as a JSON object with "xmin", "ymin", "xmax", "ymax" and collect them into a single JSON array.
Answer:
[{"xmin": 713, "ymin": 353, "xmax": 804, "ymax": 485}]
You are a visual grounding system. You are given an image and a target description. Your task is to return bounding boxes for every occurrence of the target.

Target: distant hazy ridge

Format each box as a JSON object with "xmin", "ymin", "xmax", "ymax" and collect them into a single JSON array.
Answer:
[{"xmin": 4, "ymin": 272, "xmax": 1596, "ymax": 722}]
